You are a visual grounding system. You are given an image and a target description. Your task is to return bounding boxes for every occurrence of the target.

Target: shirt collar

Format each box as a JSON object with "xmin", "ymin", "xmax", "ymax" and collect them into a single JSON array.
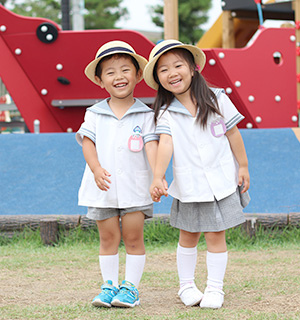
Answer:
[
  {"xmin": 88, "ymin": 98, "xmax": 153, "ymax": 119},
  {"xmin": 161, "ymin": 87, "xmax": 225, "ymax": 116},
  {"xmin": 162, "ymin": 98, "xmax": 193, "ymax": 117}
]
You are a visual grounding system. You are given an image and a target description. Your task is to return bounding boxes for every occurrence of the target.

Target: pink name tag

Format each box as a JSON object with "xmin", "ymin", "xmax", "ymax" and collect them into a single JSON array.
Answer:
[
  {"xmin": 128, "ymin": 125, "xmax": 143, "ymax": 152},
  {"xmin": 128, "ymin": 135, "xmax": 143, "ymax": 152},
  {"xmin": 211, "ymin": 118, "xmax": 226, "ymax": 137}
]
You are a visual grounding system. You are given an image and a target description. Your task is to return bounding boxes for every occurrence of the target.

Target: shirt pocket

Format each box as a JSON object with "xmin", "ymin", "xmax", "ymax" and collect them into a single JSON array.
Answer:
[
  {"xmin": 220, "ymin": 153, "xmax": 236, "ymax": 183},
  {"xmin": 173, "ymin": 166, "xmax": 194, "ymax": 197},
  {"xmin": 135, "ymin": 169, "xmax": 152, "ymax": 198}
]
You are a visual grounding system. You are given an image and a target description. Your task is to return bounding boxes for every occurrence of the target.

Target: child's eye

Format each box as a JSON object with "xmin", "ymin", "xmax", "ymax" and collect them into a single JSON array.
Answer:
[
  {"xmin": 123, "ymin": 68, "xmax": 130, "ymax": 72},
  {"xmin": 175, "ymin": 64, "xmax": 182, "ymax": 68},
  {"xmin": 107, "ymin": 72, "xmax": 114, "ymax": 76},
  {"xmin": 160, "ymin": 68, "xmax": 167, "ymax": 73}
]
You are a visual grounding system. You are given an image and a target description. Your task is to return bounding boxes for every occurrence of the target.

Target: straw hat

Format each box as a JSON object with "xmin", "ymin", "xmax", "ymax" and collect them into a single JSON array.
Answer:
[
  {"xmin": 143, "ymin": 39, "xmax": 206, "ymax": 90},
  {"xmin": 85, "ymin": 40, "xmax": 148, "ymax": 86}
]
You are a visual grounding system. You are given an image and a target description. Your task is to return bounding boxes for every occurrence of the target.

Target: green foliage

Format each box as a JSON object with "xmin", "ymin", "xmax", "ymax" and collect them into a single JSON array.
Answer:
[
  {"xmin": 7, "ymin": 0, "xmax": 61, "ymax": 24},
  {"xmin": 5, "ymin": 0, "xmax": 128, "ymax": 30},
  {"xmin": 150, "ymin": 0, "xmax": 212, "ymax": 44},
  {"xmin": 84, "ymin": 0, "xmax": 128, "ymax": 29}
]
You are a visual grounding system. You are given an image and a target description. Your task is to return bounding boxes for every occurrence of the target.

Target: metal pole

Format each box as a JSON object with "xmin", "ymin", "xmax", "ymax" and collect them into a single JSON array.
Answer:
[
  {"xmin": 72, "ymin": 0, "xmax": 85, "ymax": 30},
  {"xmin": 61, "ymin": 0, "xmax": 71, "ymax": 30}
]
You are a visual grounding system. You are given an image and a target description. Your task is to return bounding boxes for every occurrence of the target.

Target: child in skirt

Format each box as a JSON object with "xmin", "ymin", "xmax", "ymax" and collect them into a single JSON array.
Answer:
[
  {"xmin": 76, "ymin": 41, "xmax": 159, "ymax": 308},
  {"xmin": 143, "ymin": 40, "xmax": 250, "ymax": 309}
]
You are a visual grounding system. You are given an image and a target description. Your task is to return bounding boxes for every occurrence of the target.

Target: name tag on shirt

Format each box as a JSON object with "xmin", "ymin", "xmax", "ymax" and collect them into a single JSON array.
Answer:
[
  {"xmin": 211, "ymin": 119, "xmax": 226, "ymax": 137},
  {"xmin": 128, "ymin": 126, "xmax": 143, "ymax": 152}
]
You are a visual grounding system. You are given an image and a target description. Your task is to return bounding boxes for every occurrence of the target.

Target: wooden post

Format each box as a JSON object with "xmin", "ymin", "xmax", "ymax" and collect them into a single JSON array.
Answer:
[
  {"xmin": 164, "ymin": 0, "xmax": 179, "ymax": 40},
  {"xmin": 222, "ymin": 10, "xmax": 235, "ymax": 48},
  {"xmin": 294, "ymin": 0, "xmax": 300, "ymax": 124},
  {"xmin": 242, "ymin": 218, "xmax": 257, "ymax": 238},
  {"xmin": 40, "ymin": 219, "xmax": 58, "ymax": 246}
]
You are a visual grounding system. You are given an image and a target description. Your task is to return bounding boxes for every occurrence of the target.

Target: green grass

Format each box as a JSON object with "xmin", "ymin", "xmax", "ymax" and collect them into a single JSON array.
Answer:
[
  {"xmin": 1, "ymin": 219, "xmax": 300, "ymax": 250},
  {"xmin": 1, "ymin": 220, "xmax": 300, "ymax": 320}
]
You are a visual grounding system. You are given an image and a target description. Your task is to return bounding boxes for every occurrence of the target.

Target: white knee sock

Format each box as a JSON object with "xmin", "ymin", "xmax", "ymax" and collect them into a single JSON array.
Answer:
[
  {"xmin": 206, "ymin": 251, "xmax": 228, "ymax": 289},
  {"xmin": 99, "ymin": 253, "xmax": 119, "ymax": 287},
  {"xmin": 177, "ymin": 243, "xmax": 198, "ymax": 288},
  {"xmin": 125, "ymin": 254, "xmax": 146, "ymax": 288}
]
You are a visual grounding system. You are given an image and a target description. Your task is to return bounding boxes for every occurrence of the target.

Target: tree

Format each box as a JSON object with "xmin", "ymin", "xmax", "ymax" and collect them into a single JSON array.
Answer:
[
  {"xmin": 6, "ymin": 0, "xmax": 128, "ymax": 30},
  {"xmin": 7, "ymin": 0, "xmax": 61, "ymax": 23},
  {"xmin": 150, "ymin": 0, "xmax": 211, "ymax": 44},
  {"xmin": 84, "ymin": 0, "xmax": 128, "ymax": 29}
]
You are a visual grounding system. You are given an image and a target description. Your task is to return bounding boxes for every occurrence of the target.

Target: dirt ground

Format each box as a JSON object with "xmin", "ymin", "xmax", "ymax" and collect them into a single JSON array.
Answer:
[{"xmin": 1, "ymin": 249, "xmax": 300, "ymax": 319}]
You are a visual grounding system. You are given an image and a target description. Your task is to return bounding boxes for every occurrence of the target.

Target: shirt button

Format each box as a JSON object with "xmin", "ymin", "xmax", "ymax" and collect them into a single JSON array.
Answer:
[
  {"xmin": 199, "ymin": 144, "xmax": 204, "ymax": 148},
  {"xmin": 118, "ymin": 123, "xmax": 123, "ymax": 128},
  {"xmin": 117, "ymin": 169, "xmax": 122, "ymax": 174},
  {"xmin": 117, "ymin": 146, "xmax": 123, "ymax": 151}
]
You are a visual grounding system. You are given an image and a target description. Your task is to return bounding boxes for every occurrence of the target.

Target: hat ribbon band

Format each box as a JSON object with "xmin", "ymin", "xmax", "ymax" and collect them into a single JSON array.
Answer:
[
  {"xmin": 97, "ymin": 47, "xmax": 135, "ymax": 59},
  {"xmin": 153, "ymin": 42, "xmax": 182, "ymax": 58}
]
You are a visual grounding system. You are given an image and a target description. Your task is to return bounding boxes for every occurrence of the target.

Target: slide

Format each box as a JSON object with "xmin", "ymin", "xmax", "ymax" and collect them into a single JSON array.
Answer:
[{"xmin": 197, "ymin": 13, "xmax": 259, "ymax": 49}]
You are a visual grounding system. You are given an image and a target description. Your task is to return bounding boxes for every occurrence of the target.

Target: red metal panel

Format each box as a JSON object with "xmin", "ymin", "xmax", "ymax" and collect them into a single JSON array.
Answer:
[
  {"xmin": 0, "ymin": 37, "xmax": 63, "ymax": 132},
  {"xmin": 0, "ymin": 5, "xmax": 298, "ymax": 131},
  {"xmin": 202, "ymin": 28, "xmax": 297, "ymax": 128}
]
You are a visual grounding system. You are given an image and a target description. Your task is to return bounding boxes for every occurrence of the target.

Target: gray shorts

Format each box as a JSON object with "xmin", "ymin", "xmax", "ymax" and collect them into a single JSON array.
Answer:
[
  {"xmin": 87, "ymin": 204, "xmax": 153, "ymax": 221},
  {"xmin": 170, "ymin": 187, "xmax": 250, "ymax": 233}
]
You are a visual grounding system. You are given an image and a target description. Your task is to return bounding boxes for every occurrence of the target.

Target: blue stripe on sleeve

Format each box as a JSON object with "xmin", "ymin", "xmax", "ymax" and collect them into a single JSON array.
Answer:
[
  {"xmin": 155, "ymin": 125, "xmax": 172, "ymax": 136},
  {"xmin": 226, "ymin": 114, "xmax": 245, "ymax": 131},
  {"xmin": 143, "ymin": 133, "xmax": 159, "ymax": 144},
  {"xmin": 77, "ymin": 128, "xmax": 96, "ymax": 143}
]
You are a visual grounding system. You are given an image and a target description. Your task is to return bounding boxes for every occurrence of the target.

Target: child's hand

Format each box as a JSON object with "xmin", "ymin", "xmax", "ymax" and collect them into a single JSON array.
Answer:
[
  {"xmin": 150, "ymin": 177, "xmax": 168, "ymax": 202},
  {"xmin": 94, "ymin": 167, "xmax": 111, "ymax": 191},
  {"xmin": 238, "ymin": 166, "xmax": 250, "ymax": 193}
]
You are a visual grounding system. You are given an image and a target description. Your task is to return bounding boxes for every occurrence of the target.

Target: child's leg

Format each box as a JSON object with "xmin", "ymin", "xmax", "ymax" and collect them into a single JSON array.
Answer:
[
  {"xmin": 96, "ymin": 216, "xmax": 121, "ymax": 286},
  {"xmin": 200, "ymin": 231, "xmax": 227, "ymax": 309},
  {"xmin": 177, "ymin": 229, "xmax": 203, "ymax": 306},
  {"xmin": 110, "ymin": 211, "xmax": 145, "ymax": 308},
  {"xmin": 121, "ymin": 211, "xmax": 146, "ymax": 287}
]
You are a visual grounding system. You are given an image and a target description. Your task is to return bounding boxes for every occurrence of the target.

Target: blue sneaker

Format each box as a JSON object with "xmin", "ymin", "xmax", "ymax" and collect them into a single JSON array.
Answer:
[
  {"xmin": 91, "ymin": 280, "xmax": 119, "ymax": 308},
  {"xmin": 111, "ymin": 280, "xmax": 140, "ymax": 308}
]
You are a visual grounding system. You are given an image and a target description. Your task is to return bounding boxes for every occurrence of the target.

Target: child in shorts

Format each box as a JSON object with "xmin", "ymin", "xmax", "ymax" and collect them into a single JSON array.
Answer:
[{"xmin": 76, "ymin": 41, "xmax": 158, "ymax": 308}]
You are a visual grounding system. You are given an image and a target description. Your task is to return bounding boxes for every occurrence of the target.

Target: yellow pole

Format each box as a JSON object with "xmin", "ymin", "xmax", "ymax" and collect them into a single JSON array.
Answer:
[{"xmin": 164, "ymin": 0, "xmax": 179, "ymax": 40}]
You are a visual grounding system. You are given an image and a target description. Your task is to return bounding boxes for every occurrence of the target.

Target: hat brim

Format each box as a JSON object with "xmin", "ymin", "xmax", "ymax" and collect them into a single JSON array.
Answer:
[
  {"xmin": 85, "ymin": 51, "xmax": 148, "ymax": 86},
  {"xmin": 143, "ymin": 44, "xmax": 206, "ymax": 90}
]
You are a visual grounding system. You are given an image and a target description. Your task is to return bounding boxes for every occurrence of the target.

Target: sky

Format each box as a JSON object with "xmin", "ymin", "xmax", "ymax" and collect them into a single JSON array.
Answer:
[{"xmin": 116, "ymin": 0, "xmax": 223, "ymax": 32}]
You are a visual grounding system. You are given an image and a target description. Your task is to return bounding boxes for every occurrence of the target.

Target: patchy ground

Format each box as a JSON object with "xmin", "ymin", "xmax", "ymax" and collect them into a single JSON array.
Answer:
[{"xmin": 1, "ymin": 249, "xmax": 300, "ymax": 319}]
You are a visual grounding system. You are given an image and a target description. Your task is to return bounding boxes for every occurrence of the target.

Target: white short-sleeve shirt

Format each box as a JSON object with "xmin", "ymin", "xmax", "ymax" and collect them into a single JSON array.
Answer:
[
  {"xmin": 76, "ymin": 98, "xmax": 159, "ymax": 208},
  {"xmin": 156, "ymin": 89, "xmax": 244, "ymax": 202}
]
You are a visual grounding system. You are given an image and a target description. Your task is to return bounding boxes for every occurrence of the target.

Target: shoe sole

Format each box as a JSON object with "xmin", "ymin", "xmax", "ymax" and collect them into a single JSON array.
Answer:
[
  {"xmin": 91, "ymin": 299, "xmax": 111, "ymax": 308},
  {"xmin": 111, "ymin": 299, "xmax": 140, "ymax": 308}
]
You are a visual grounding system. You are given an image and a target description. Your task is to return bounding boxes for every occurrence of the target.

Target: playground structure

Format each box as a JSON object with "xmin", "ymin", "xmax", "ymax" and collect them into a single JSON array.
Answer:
[
  {"xmin": 0, "ymin": 1, "xmax": 299, "ymax": 132},
  {"xmin": 0, "ymin": 1, "xmax": 299, "ymax": 223}
]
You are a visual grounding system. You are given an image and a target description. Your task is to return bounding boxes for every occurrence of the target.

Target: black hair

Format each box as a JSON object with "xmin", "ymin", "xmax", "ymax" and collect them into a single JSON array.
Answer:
[
  {"xmin": 152, "ymin": 48, "xmax": 222, "ymax": 128},
  {"xmin": 95, "ymin": 53, "xmax": 140, "ymax": 79}
]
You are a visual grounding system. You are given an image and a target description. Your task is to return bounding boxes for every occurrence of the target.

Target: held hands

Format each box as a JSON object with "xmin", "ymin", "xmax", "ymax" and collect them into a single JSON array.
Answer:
[
  {"xmin": 238, "ymin": 166, "xmax": 250, "ymax": 193},
  {"xmin": 94, "ymin": 167, "xmax": 111, "ymax": 191},
  {"xmin": 150, "ymin": 177, "xmax": 168, "ymax": 202}
]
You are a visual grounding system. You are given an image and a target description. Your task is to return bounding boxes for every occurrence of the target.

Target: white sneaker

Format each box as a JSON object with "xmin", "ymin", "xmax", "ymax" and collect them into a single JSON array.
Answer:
[
  {"xmin": 200, "ymin": 286, "xmax": 224, "ymax": 309},
  {"xmin": 178, "ymin": 283, "xmax": 203, "ymax": 306}
]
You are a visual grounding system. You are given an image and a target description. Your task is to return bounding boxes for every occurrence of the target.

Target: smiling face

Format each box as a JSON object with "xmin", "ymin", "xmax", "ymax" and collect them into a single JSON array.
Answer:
[
  {"xmin": 156, "ymin": 50, "xmax": 194, "ymax": 99},
  {"xmin": 95, "ymin": 55, "xmax": 142, "ymax": 101}
]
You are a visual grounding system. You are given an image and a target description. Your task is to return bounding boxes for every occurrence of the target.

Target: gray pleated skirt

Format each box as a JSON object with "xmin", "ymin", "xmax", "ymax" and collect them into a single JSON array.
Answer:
[{"xmin": 170, "ymin": 187, "xmax": 250, "ymax": 233}]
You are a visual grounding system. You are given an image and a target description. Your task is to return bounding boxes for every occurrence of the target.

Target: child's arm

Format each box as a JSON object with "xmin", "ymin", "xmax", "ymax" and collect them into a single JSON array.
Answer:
[
  {"xmin": 225, "ymin": 126, "xmax": 250, "ymax": 193},
  {"xmin": 82, "ymin": 136, "xmax": 111, "ymax": 191},
  {"xmin": 150, "ymin": 134, "xmax": 173, "ymax": 201},
  {"xmin": 144, "ymin": 140, "xmax": 158, "ymax": 174}
]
